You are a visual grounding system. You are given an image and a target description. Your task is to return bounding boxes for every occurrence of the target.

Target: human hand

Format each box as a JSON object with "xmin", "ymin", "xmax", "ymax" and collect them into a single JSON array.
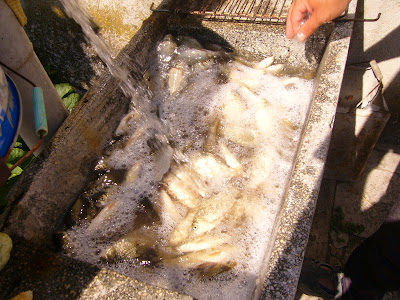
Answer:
[{"xmin": 286, "ymin": 0, "xmax": 351, "ymax": 42}]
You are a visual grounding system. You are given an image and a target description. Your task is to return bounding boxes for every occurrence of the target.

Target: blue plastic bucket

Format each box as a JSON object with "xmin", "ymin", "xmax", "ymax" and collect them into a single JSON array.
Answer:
[{"xmin": 0, "ymin": 74, "xmax": 22, "ymax": 158}]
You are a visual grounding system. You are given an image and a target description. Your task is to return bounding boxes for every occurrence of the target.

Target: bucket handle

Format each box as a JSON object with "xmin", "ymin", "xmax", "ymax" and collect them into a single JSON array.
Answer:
[
  {"xmin": 0, "ymin": 61, "xmax": 48, "ymax": 183},
  {"xmin": 355, "ymin": 60, "xmax": 387, "ymax": 110}
]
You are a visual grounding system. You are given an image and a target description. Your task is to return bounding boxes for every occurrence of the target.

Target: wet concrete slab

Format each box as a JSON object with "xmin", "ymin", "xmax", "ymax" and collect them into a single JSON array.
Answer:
[
  {"xmin": 296, "ymin": 143, "xmax": 400, "ymax": 299},
  {"xmin": 0, "ymin": 237, "xmax": 193, "ymax": 300},
  {"xmin": 295, "ymin": 0, "xmax": 400, "ymax": 297},
  {"xmin": 334, "ymin": 144, "xmax": 400, "ymax": 239}
]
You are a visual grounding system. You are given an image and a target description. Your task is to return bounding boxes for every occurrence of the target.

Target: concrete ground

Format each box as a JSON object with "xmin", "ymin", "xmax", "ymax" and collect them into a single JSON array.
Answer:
[{"xmin": 296, "ymin": 0, "xmax": 400, "ymax": 298}]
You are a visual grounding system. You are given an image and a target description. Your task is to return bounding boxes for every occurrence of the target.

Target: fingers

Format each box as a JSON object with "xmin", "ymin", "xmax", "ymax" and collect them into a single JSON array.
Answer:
[
  {"xmin": 286, "ymin": 0, "xmax": 351, "ymax": 42},
  {"xmin": 296, "ymin": 14, "xmax": 323, "ymax": 41},
  {"xmin": 286, "ymin": 5, "xmax": 295, "ymax": 39},
  {"xmin": 285, "ymin": 1, "xmax": 311, "ymax": 41}
]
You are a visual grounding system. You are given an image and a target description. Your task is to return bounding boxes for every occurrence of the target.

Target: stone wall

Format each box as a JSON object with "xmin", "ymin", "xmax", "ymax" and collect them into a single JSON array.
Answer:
[{"xmin": 21, "ymin": 0, "xmax": 164, "ymax": 90}]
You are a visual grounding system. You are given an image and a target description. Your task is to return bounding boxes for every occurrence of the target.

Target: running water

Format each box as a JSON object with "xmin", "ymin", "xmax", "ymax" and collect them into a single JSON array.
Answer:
[
  {"xmin": 61, "ymin": 0, "xmax": 171, "ymax": 151},
  {"xmin": 62, "ymin": 0, "xmax": 139, "ymax": 100}
]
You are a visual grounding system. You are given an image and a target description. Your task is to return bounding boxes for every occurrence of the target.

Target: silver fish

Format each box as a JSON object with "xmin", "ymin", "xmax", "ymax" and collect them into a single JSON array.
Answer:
[
  {"xmin": 101, "ymin": 229, "xmax": 158, "ymax": 263},
  {"xmin": 163, "ymin": 244, "xmax": 236, "ymax": 277},
  {"xmin": 168, "ymin": 61, "xmax": 188, "ymax": 96},
  {"xmin": 157, "ymin": 34, "xmax": 177, "ymax": 62}
]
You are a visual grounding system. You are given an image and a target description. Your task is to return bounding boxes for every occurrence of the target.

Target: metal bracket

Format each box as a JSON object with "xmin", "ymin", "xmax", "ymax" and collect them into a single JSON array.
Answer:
[
  {"xmin": 334, "ymin": 12, "xmax": 381, "ymax": 22},
  {"xmin": 150, "ymin": 3, "xmax": 182, "ymax": 14}
]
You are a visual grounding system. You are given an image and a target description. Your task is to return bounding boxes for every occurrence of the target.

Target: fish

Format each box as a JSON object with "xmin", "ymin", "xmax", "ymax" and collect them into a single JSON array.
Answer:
[
  {"xmin": 157, "ymin": 34, "xmax": 177, "ymax": 62},
  {"xmin": 154, "ymin": 143, "xmax": 174, "ymax": 183},
  {"xmin": 102, "ymin": 237, "xmax": 139, "ymax": 262},
  {"xmin": 228, "ymin": 61, "xmax": 265, "ymax": 90},
  {"xmin": 176, "ymin": 35, "xmax": 203, "ymax": 49},
  {"xmin": 191, "ymin": 58, "xmax": 216, "ymax": 75},
  {"xmin": 125, "ymin": 125, "xmax": 147, "ymax": 148},
  {"xmin": 125, "ymin": 161, "xmax": 142, "ymax": 184},
  {"xmin": 101, "ymin": 228, "xmax": 158, "ymax": 263},
  {"xmin": 204, "ymin": 116, "xmax": 221, "ymax": 152},
  {"xmin": 172, "ymin": 165, "xmax": 207, "ymax": 198},
  {"xmin": 176, "ymin": 48, "xmax": 214, "ymax": 66},
  {"xmin": 176, "ymin": 234, "xmax": 230, "ymax": 253},
  {"xmin": 256, "ymin": 56, "xmax": 275, "ymax": 69},
  {"xmin": 265, "ymin": 63, "xmax": 285, "ymax": 76},
  {"xmin": 156, "ymin": 188, "xmax": 185, "ymax": 224},
  {"xmin": 282, "ymin": 77, "xmax": 300, "ymax": 88},
  {"xmin": 67, "ymin": 169, "xmax": 124, "ymax": 226},
  {"xmin": 282, "ymin": 118, "xmax": 298, "ymax": 131},
  {"xmin": 218, "ymin": 143, "xmax": 243, "ymax": 172},
  {"xmin": 168, "ymin": 210, "xmax": 197, "ymax": 246},
  {"xmin": 114, "ymin": 111, "xmax": 142, "ymax": 138},
  {"xmin": 255, "ymin": 108, "xmax": 274, "ymax": 135},
  {"xmin": 95, "ymin": 185, "xmax": 120, "ymax": 209},
  {"xmin": 86, "ymin": 200, "xmax": 122, "ymax": 237},
  {"xmin": 163, "ymin": 244, "xmax": 237, "ymax": 277},
  {"xmin": 191, "ymin": 153, "xmax": 240, "ymax": 183},
  {"xmin": 247, "ymin": 152, "xmax": 275, "ymax": 190},
  {"xmin": 222, "ymin": 90, "xmax": 247, "ymax": 123},
  {"xmin": 198, "ymin": 260, "xmax": 238, "ymax": 277},
  {"xmin": 222, "ymin": 125, "xmax": 258, "ymax": 147},
  {"xmin": 168, "ymin": 61, "xmax": 188, "ymax": 96},
  {"xmin": 190, "ymin": 190, "xmax": 239, "ymax": 237},
  {"xmin": 162, "ymin": 171, "xmax": 202, "ymax": 209},
  {"xmin": 237, "ymin": 85, "xmax": 266, "ymax": 110},
  {"xmin": 63, "ymin": 32, "xmax": 312, "ymax": 280},
  {"xmin": 67, "ymin": 195, "xmax": 99, "ymax": 226},
  {"xmin": 84, "ymin": 171, "xmax": 124, "ymax": 199}
]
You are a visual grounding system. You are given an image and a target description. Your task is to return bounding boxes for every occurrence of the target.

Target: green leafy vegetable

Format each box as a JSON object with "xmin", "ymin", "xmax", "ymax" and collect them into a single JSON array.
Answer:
[
  {"xmin": 0, "ymin": 72, "xmax": 85, "ymax": 213},
  {"xmin": 0, "ymin": 137, "xmax": 34, "ymax": 212},
  {"xmin": 55, "ymin": 83, "xmax": 75, "ymax": 98},
  {"xmin": 329, "ymin": 207, "xmax": 364, "ymax": 236},
  {"xmin": 55, "ymin": 83, "xmax": 83, "ymax": 112},
  {"xmin": 62, "ymin": 92, "xmax": 81, "ymax": 112}
]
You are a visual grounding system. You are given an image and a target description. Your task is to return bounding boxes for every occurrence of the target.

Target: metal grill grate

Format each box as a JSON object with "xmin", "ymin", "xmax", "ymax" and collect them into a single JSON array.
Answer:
[
  {"xmin": 192, "ymin": 0, "xmax": 290, "ymax": 23},
  {"xmin": 151, "ymin": 0, "xmax": 291, "ymax": 24}
]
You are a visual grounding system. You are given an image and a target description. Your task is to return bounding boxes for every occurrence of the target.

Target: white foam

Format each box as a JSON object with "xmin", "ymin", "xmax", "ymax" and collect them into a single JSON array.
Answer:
[{"xmin": 64, "ymin": 35, "xmax": 314, "ymax": 300}]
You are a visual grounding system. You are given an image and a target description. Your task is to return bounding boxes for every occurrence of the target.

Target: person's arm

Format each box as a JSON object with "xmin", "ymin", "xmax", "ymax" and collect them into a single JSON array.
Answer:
[{"xmin": 286, "ymin": 0, "xmax": 351, "ymax": 42}]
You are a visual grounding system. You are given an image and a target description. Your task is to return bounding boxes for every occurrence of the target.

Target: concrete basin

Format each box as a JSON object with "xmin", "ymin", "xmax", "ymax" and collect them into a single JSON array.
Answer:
[{"xmin": 0, "ymin": 1, "xmax": 356, "ymax": 299}]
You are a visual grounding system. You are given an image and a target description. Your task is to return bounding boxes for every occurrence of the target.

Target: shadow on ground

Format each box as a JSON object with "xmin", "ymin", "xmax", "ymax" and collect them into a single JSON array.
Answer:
[
  {"xmin": 22, "ymin": 0, "xmax": 105, "ymax": 90},
  {"xmin": 295, "ymin": 0, "xmax": 400, "ymax": 298}
]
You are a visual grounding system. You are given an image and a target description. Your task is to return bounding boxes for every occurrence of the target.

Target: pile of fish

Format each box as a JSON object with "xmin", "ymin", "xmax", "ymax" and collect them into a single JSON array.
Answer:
[{"xmin": 61, "ymin": 34, "xmax": 313, "ymax": 280}]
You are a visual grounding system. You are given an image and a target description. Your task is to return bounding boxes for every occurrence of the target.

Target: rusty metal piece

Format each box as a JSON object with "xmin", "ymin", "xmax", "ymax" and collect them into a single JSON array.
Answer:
[
  {"xmin": 0, "ymin": 156, "xmax": 11, "ymax": 187},
  {"xmin": 334, "ymin": 12, "xmax": 381, "ymax": 22},
  {"xmin": 324, "ymin": 60, "xmax": 390, "ymax": 181}
]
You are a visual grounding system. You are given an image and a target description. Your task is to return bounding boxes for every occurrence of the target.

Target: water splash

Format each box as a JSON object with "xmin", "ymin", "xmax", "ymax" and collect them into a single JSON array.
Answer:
[
  {"xmin": 61, "ymin": 0, "xmax": 141, "ymax": 99},
  {"xmin": 60, "ymin": 0, "xmax": 175, "ymax": 163}
]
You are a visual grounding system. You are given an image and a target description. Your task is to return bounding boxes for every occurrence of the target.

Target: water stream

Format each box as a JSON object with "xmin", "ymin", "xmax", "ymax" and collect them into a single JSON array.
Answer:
[{"xmin": 61, "ymin": 0, "xmax": 170, "ymax": 141}]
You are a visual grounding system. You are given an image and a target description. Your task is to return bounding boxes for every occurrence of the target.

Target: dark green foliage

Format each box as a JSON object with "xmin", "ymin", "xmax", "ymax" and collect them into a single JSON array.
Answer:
[
  {"xmin": 55, "ymin": 83, "xmax": 83, "ymax": 112},
  {"xmin": 329, "ymin": 207, "xmax": 365, "ymax": 236}
]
